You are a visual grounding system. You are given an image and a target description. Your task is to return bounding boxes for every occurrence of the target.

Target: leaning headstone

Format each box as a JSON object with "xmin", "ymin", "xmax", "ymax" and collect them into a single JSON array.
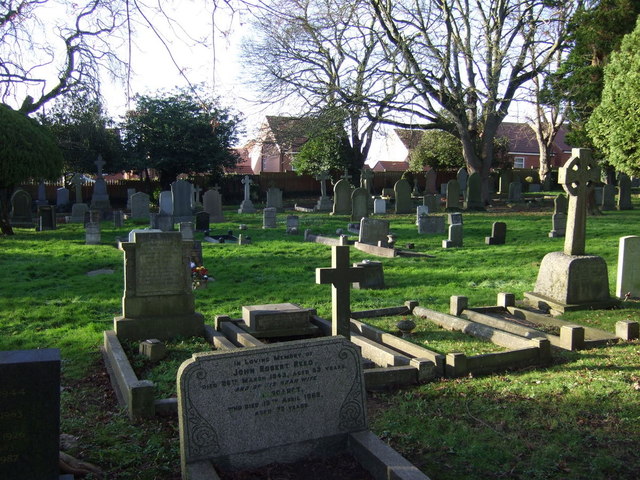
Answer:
[
  {"xmin": 373, "ymin": 197, "xmax": 386, "ymax": 214},
  {"xmin": 351, "ymin": 187, "xmax": 369, "ymax": 222},
  {"xmin": 418, "ymin": 214, "xmax": 445, "ymax": 235},
  {"xmin": 394, "ymin": 178, "xmax": 412, "ymax": 214},
  {"xmin": 238, "ymin": 175, "xmax": 257, "ymax": 214},
  {"xmin": 172, "ymin": 179, "xmax": 194, "ymax": 223},
  {"xmin": 617, "ymin": 173, "xmax": 633, "ymax": 210},
  {"xmin": 195, "ymin": 211, "xmax": 210, "ymax": 232},
  {"xmin": 616, "ymin": 236, "xmax": 640, "ymax": 299},
  {"xmin": 332, "ymin": 178, "xmax": 352, "ymax": 215},
  {"xmin": 9, "ymin": 189, "xmax": 33, "ymax": 227},
  {"xmin": 442, "ymin": 223, "xmax": 463, "ymax": 248},
  {"xmin": 601, "ymin": 184, "xmax": 616, "ymax": 211},
  {"xmin": 465, "ymin": 172, "xmax": 484, "ymax": 210},
  {"xmin": 457, "ymin": 167, "xmax": 468, "ymax": 200},
  {"xmin": 90, "ymin": 156, "xmax": 111, "ymax": 211},
  {"xmin": 445, "ymin": 179, "xmax": 461, "ymax": 211},
  {"xmin": 130, "ymin": 192, "xmax": 150, "ymax": 220},
  {"xmin": 69, "ymin": 202, "xmax": 89, "ymax": 224},
  {"xmin": 508, "ymin": 182, "xmax": 522, "ymax": 202},
  {"xmin": 425, "ymin": 169, "xmax": 437, "ymax": 194},
  {"xmin": 114, "ymin": 231, "xmax": 204, "ymax": 340},
  {"xmin": 423, "ymin": 194, "xmax": 440, "ymax": 213},
  {"xmin": 485, "ymin": 221, "xmax": 507, "ymax": 245},
  {"xmin": 0, "ymin": 348, "xmax": 61, "ymax": 480},
  {"xmin": 262, "ymin": 207, "xmax": 277, "ymax": 229},
  {"xmin": 266, "ymin": 186, "xmax": 284, "ymax": 212},
  {"xmin": 56, "ymin": 187, "xmax": 70, "ymax": 210},
  {"xmin": 36, "ymin": 205, "xmax": 56, "ymax": 231},
  {"xmin": 358, "ymin": 217, "xmax": 390, "ymax": 246},
  {"xmin": 203, "ymin": 186, "xmax": 225, "ymax": 223}
]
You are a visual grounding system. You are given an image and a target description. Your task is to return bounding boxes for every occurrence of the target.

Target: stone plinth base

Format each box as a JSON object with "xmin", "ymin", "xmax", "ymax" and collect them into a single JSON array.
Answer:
[
  {"xmin": 114, "ymin": 313, "xmax": 205, "ymax": 341},
  {"xmin": 524, "ymin": 251, "xmax": 617, "ymax": 315},
  {"xmin": 238, "ymin": 200, "xmax": 256, "ymax": 214}
]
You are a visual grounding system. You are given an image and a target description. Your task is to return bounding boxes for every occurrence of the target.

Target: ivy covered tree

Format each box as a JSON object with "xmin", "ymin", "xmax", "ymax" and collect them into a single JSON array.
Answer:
[
  {"xmin": 121, "ymin": 88, "xmax": 242, "ymax": 190},
  {"xmin": 0, "ymin": 104, "xmax": 64, "ymax": 235},
  {"xmin": 408, "ymin": 130, "xmax": 464, "ymax": 173},
  {"xmin": 587, "ymin": 18, "xmax": 640, "ymax": 177}
]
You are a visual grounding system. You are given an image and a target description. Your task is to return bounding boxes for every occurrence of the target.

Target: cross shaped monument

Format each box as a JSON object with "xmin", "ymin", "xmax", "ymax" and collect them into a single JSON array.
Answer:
[
  {"xmin": 95, "ymin": 155, "xmax": 106, "ymax": 178},
  {"xmin": 341, "ymin": 169, "xmax": 352, "ymax": 183},
  {"xmin": 558, "ymin": 148, "xmax": 600, "ymax": 256},
  {"xmin": 70, "ymin": 173, "xmax": 83, "ymax": 203},
  {"xmin": 241, "ymin": 175, "xmax": 252, "ymax": 201},
  {"xmin": 316, "ymin": 246, "xmax": 367, "ymax": 339},
  {"xmin": 315, "ymin": 172, "xmax": 330, "ymax": 198}
]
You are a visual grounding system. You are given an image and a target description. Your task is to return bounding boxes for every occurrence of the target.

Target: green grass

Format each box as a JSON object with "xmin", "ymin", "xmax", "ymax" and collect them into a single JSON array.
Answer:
[{"xmin": 1, "ymin": 199, "xmax": 639, "ymax": 479}]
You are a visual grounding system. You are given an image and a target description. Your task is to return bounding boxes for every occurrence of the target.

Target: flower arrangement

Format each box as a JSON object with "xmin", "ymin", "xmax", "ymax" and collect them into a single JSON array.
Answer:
[{"xmin": 191, "ymin": 265, "xmax": 209, "ymax": 289}]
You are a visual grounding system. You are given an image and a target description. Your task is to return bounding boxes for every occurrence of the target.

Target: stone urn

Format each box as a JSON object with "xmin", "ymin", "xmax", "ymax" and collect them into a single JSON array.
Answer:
[{"xmin": 396, "ymin": 318, "xmax": 416, "ymax": 338}]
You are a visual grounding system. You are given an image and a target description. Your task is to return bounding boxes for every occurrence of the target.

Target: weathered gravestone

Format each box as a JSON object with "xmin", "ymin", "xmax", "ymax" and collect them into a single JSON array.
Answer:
[
  {"xmin": 447, "ymin": 212, "xmax": 463, "ymax": 225},
  {"xmin": 485, "ymin": 221, "xmax": 507, "ymax": 245},
  {"xmin": 360, "ymin": 167, "xmax": 374, "ymax": 195},
  {"xmin": 266, "ymin": 186, "xmax": 284, "ymax": 212},
  {"xmin": 238, "ymin": 176, "xmax": 257, "ymax": 214},
  {"xmin": 203, "ymin": 186, "xmax": 225, "ymax": 223},
  {"xmin": 445, "ymin": 180, "xmax": 461, "ymax": 211},
  {"xmin": 464, "ymin": 172, "xmax": 484, "ymax": 210},
  {"xmin": 0, "ymin": 348, "xmax": 63, "ymax": 480},
  {"xmin": 113, "ymin": 209, "xmax": 124, "ymax": 228},
  {"xmin": 358, "ymin": 217, "xmax": 390, "ymax": 247},
  {"xmin": 393, "ymin": 178, "xmax": 412, "ymax": 214},
  {"xmin": 457, "ymin": 167, "xmax": 468, "ymax": 200},
  {"xmin": 498, "ymin": 170, "xmax": 513, "ymax": 197},
  {"xmin": 424, "ymin": 169, "xmax": 437, "ymax": 194},
  {"xmin": 36, "ymin": 180, "xmax": 47, "ymax": 206},
  {"xmin": 70, "ymin": 173, "xmax": 83, "ymax": 203},
  {"xmin": 114, "ymin": 231, "xmax": 205, "ymax": 340},
  {"xmin": 159, "ymin": 191, "xmax": 173, "ymax": 216},
  {"xmin": 442, "ymin": 223, "xmax": 463, "ymax": 248},
  {"xmin": 262, "ymin": 207, "xmax": 277, "ymax": 229},
  {"xmin": 180, "ymin": 222, "xmax": 195, "ymax": 241},
  {"xmin": 10, "ymin": 189, "xmax": 33, "ymax": 227},
  {"xmin": 373, "ymin": 197, "xmax": 386, "ymax": 214},
  {"xmin": 90, "ymin": 156, "xmax": 111, "ymax": 211},
  {"xmin": 195, "ymin": 211, "xmax": 210, "ymax": 232},
  {"xmin": 617, "ymin": 173, "xmax": 633, "ymax": 210},
  {"xmin": 352, "ymin": 260, "xmax": 385, "ymax": 289},
  {"xmin": 126, "ymin": 188, "xmax": 136, "ymax": 210},
  {"xmin": 56, "ymin": 187, "xmax": 70, "ymax": 211},
  {"xmin": 85, "ymin": 222, "xmax": 101, "ymax": 245},
  {"xmin": 423, "ymin": 194, "xmax": 440, "ymax": 213},
  {"xmin": 130, "ymin": 192, "xmax": 150, "ymax": 220},
  {"xmin": 37, "ymin": 205, "xmax": 56, "ymax": 231},
  {"xmin": 69, "ymin": 202, "xmax": 88, "ymax": 224},
  {"xmin": 525, "ymin": 149, "xmax": 616, "ymax": 314},
  {"xmin": 616, "ymin": 236, "xmax": 640, "ymax": 299},
  {"xmin": 177, "ymin": 336, "xmax": 427, "ymax": 479},
  {"xmin": 286, "ymin": 215, "xmax": 299, "ymax": 234},
  {"xmin": 415, "ymin": 205, "xmax": 429, "ymax": 224},
  {"xmin": 508, "ymin": 182, "xmax": 522, "ymax": 202},
  {"xmin": 418, "ymin": 214, "xmax": 445, "ymax": 235},
  {"xmin": 172, "ymin": 179, "xmax": 194, "ymax": 223},
  {"xmin": 332, "ymin": 175, "xmax": 352, "ymax": 215},
  {"xmin": 242, "ymin": 303, "xmax": 319, "ymax": 338},
  {"xmin": 601, "ymin": 183, "xmax": 616, "ymax": 211},
  {"xmin": 549, "ymin": 194, "xmax": 568, "ymax": 238},
  {"xmin": 351, "ymin": 187, "xmax": 369, "ymax": 222}
]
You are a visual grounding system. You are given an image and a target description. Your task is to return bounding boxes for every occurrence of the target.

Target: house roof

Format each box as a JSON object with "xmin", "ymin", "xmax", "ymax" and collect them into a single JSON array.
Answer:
[
  {"xmin": 371, "ymin": 160, "xmax": 410, "ymax": 172},
  {"xmin": 225, "ymin": 147, "xmax": 254, "ymax": 174}
]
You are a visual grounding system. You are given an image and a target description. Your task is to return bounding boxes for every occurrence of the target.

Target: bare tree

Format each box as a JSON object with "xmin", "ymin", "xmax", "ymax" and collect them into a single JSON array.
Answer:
[{"xmin": 370, "ymin": 0, "xmax": 575, "ymax": 203}]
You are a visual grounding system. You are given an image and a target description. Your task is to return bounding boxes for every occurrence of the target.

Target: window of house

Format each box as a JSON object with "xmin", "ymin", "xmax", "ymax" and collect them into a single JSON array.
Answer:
[{"xmin": 514, "ymin": 156, "xmax": 525, "ymax": 169}]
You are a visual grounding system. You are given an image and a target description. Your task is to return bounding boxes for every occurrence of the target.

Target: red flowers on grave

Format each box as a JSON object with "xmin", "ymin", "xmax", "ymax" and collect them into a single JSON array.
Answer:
[{"xmin": 191, "ymin": 265, "xmax": 209, "ymax": 290}]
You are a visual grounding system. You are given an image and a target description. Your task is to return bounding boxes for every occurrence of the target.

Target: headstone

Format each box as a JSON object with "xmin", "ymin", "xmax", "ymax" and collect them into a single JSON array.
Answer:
[
  {"xmin": 442, "ymin": 223, "xmax": 463, "ymax": 248},
  {"xmin": 180, "ymin": 222, "xmax": 195, "ymax": 240},
  {"xmin": 90, "ymin": 156, "xmax": 111, "ymax": 210},
  {"xmin": 358, "ymin": 217, "xmax": 390, "ymax": 246},
  {"xmin": 126, "ymin": 188, "xmax": 136, "ymax": 210},
  {"xmin": 616, "ymin": 236, "xmax": 640, "ymax": 299},
  {"xmin": 485, "ymin": 221, "xmax": 507, "ymax": 245},
  {"xmin": 464, "ymin": 172, "xmax": 484, "ymax": 210},
  {"xmin": 156, "ymin": 214, "xmax": 174, "ymax": 232},
  {"xmin": 238, "ymin": 175, "xmax": 257, "ymax": 214},
  {"xmin": 525, "ymin": 148, "xmax": 615, "ymax": 314},
  {"xmin": 425, "ymin": 169, "xmax": 437, "ymax": 194},
  {"xmin": 130, "ymin": 192, "xmax": 150, "ymax": 220},
  {"xmin": 85, "ymin": 222, "xmax": 101, "ymax": 244},
  {"xmin": 172, "ymin": 179, "xmax": 194, "ymax": 223},
  {"xmin": 457, "ymin": 167, "xmax": 468, "ymax": 200},
  {"xmin": 601, "ymin": 184, "xmax": 616, "ymax": 211},
  {"xmin": 128, "ymin": 229, "xmax": 162, "ymax": 242},
  {"xmin": 203, "ymin": 186, "xmax": 225, "ymax": 223},
  {"xmin": 554, "ymin": 194, "xmax": 568, "ymax": 214},
  {"xmin": 195, "ymin": 211, "xmax": 210, "ymax": 232},
  {"xmin": 177, "ymin": 337, "xmax": 367, "ymax": 474},
  {"xmin": 69, "ymin": 202, "xmax": 88, "ymax": 224},
  {"xmin": 508, "ymin": 182, "xmax": 522, "ymax": 202},
  {"xmin": 0, "ymin": 348, "xmax": 61, "ymax": 480},
  {"xmin": 617, "ymin": 173, "xmax": 633, "ymax": 210},
  {"xmin": 56, "ymin": 187, "xmax": 70, "ymax": 210},
  {"xmin": 36, "ymin": 205, "xmax": 56, "ymax": 231},
  {"xmin": 498, "ymin": 170, "xmax": 513, "ymax": 196},
  {"xmin": 314, "ymin": 172, "xmax": 333, "ymax": 212},
  {"xmin": 352, "ymin": 260, "xmax": 385, "ymax": 289},
  {"xmin": 418, "ymin": 214, "xmax": 445, "ymax": 234},
  {"xmin": 159, "ymin": 191, "xmax": 173, "ymax": 216},
  {"xmin": 394, "ymin": 178, "xmax": 412, "ymax": 214},
  {"xmin": 70, "ymin": 173, "xmax": 83, "ymax": 203},
  {"xmin": 114, "ymin": 231, "xmax": 204, "ymax": 340},
  {"xmin": 382, "ymin": 187, "xmax": 395, "ymax": 199},
  {"xmin": 423, "ymin": 194, "xmax": 440, "ymax": 213},
  {"xmin": 113, "ymin": 209, "xmax": 124, "ymax": 228},
  {"xmin": 448, "ymin": 212, "xmax": 463, "ymax": 225},
  {"xmin": 416, "ymin": 205, "xmax": 429, "ymax": 224},
  {"xmin": 191, "ymin": 184, "xmax": 203, "ymax": 209},
  {"xmin": 528, "ymin": 183, "xmax": 541, "ymax": 193},
  {"xmin": 373, "ymin": 197, "xmax": 386, "ymax": 214},
  {"xmin": 445, "ymin": 179, "xmax": 461, "ymax": 211},
  {"xmin": 440, "ymin": 183, "xmax": 448, "ymax": 195},
  {"xmin": 360, "ymin": 167, "xmax": 374, "ymax": 194},
  {"xmin": 9, "ymin": 189, "xmax": 33, "ymax": 227},
  {"xmin": 316, "ymin": 246, "xmax": 367, "ymax": 338},
  {"xmin": 351, "ymin": 187, "xmax": 368, "ymax": 222},
  {"xmin": 286, "ymin": 215, "xmax": 299, "ymax": 234},
  {"xmin": 548, "ymin": 212, "xmax": 567, "ymax": 238},
  {"xmin": 36, "ymin": 180, "xmax": 48, "ymax": 206},
  {"xmin": 262, "ymin": 207, "xmax": 277, "ymax": 229},
  {"xmin": 266, "ymin": 187, "xmax": 284, "ymax": 212},
  {"xmin": 242, "ymin": 303, "xmax": 319, "ymax": 338},
  {"xmin": 332, "ymin": 178, "xmax": 352, "ymax": 215},
  {"xmin": 594, "ymin": 186, "xmax": 603, "ymax": 207}
]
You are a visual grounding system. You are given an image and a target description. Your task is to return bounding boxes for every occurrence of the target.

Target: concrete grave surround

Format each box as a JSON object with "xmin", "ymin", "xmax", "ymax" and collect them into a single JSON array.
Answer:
[
  {"xmin": 445, "ymin": 179, "xmax": 461, "ymax": 210},
  {"xmin": 177, "ymin": 337, "xmax": 369, "ymax": 474},
  {"xmin": 203, "ymin": 187, "xmax": 225, "ymax": 223},
  {"xmin": 393, "ymin": 179, "xmax": 412, "ymax": 214},
  {"xmin": 525, "ymin": 149, "xmax": 616, "ymax": 314},
  {"xmin": 172, "ymin": 180, "xmax": 194, "ymax": 223},
  {"xmin": 358, "ymin": 217, "xmax": 390, "ymax": 246},
  {"xmin": 114, "ymin": 231, "xmax": 204, "ymax": 340},
  {"xmin": 616, "ymin": 235, "xmax": 640, "ymax": 299},
  {"xmin": 0, "ymin": 348, "xmax": 61, "ymax": 480},
  {"xmin": 485, "ymin": 221, "xmax": 507, "ymax": 245},
  {"xmin": 332, "ymin": 179, "xmax": 352, "ymax": 215},
  {"xmin": 464, "ymin": 172, "xmax": 484, "ymax": 210},
  {"xmin": 351, "ymin": 187, "xmax": 369, "ymax": 221},
  {"xmin": 242, "ymin": 303, "xmax": 318, "ymax": 337},
  {"xmin": 130, "ymin": 192, "xmax": 150, "ymax": 220},
  {"xmin": 10, "ymin": 189, "xmax": 33, "ymax": 227}
]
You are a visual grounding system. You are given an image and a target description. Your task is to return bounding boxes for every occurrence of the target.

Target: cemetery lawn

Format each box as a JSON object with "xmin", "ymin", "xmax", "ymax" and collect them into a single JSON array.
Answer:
[{"xmin": 0, "ymin": 201, "xmax": 639, "ymax": 480}]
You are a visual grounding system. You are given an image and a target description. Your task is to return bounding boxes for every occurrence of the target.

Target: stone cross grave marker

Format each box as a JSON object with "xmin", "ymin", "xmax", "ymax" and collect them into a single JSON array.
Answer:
[
  {"xmin": 360, "ymin": 167, "xmax": 374, "ymax": 194},
  {"xmin": 0, "ymin": 348, "xmax": 61, "ymax": 480},
  {"xmin": 90, "ymin": 156, "xmax": 111, "ymax": 210},
  {"xmin": 316, "ymin": 246, "xmax": 366, "ymax": 339},
  {"xmin": 238, "ymin": 176, "xmax": 256, "ymax": 213},
  {"xmin": 71, "ymin": 173, "xmax": 84, "ymax": 203},
  {"xmin": 314, "ymin": 172, "xmax": 333, "ymax": 212},
  {"xmin": 558, "ymin": 148, "xmax": 600, "ymax": 256}
]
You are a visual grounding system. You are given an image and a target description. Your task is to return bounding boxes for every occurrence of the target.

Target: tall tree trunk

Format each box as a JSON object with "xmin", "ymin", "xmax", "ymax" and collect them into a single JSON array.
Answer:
[{"xmin": 0, "ymin": 188, "xmax": 15, "ymax": 235}]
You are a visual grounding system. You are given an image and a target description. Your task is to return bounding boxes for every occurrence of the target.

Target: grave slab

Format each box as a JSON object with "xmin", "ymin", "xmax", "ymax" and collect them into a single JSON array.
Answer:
[{"xmin": 241, "ymin": 303, "xmax": 320, "ymax": 338}]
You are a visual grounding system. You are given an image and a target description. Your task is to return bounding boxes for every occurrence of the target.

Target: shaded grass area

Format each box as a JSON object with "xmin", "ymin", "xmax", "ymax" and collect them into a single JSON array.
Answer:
[{"xmin": 1, "ymin": 199, "xmax": 639, "ymax": 479}]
